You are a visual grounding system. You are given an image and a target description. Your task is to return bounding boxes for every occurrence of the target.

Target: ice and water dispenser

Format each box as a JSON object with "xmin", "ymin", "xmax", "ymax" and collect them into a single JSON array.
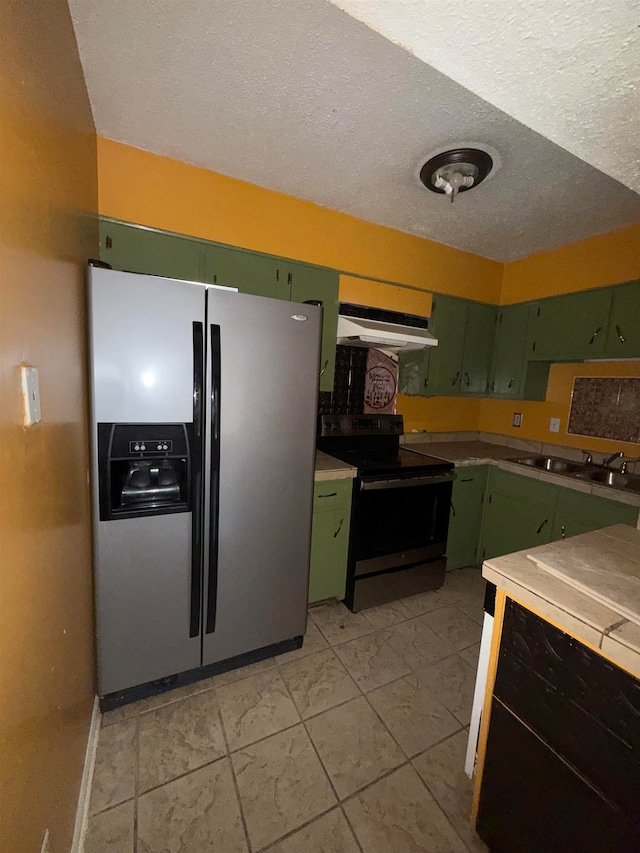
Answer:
[{"xmin": 97, "ymin": 423, "xmax": 191, "ymax": 520}]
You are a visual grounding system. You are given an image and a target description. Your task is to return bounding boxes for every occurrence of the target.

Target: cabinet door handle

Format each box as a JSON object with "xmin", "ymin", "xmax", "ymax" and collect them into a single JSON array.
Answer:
[
  {"xmin": 508, "ymin": 375, "xmax": 516, "ymax": 388},
  {"xmin": 589, "ymin": 326, "xmax": 603, "ymax": 345},
  {"xmin": 319, "ymin": 359, "xmax": 329, "ymax": 376},
  {"xmin": 616, "ymin": 324, "xmax": 625, "ymax": 343},
  {"xmin": 318, "ymin": 492, "xmax": 337, "ymax": 499},
  {"xmin": 464, "ymin": 372, "xmax": 470, "ymax": 386},
  {"xmin": 561, "ymin": 525, "xmax": 566, "ymax": 539},
  {"xmin": 333, "ymin": 518, "xmax": 344, "ymax": 538},
  {"xmin": 423, "ymin": 378, "xmax": 428, "ymax": 388},
  {"xmin": 452, "ymin": 371, "xmax": 460, "ymax": 386},
  {"xmin": 450, "ymin": 501, "xmax": 456, "ymax": 518},
  {"xmin": 536, "ymin": 518, "xmax": 549, "ymax": 535}
]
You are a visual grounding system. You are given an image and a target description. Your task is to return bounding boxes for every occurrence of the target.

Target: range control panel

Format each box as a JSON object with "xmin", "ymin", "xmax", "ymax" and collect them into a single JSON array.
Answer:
[{"xmin": 319, "ymin": 414, "xmax": 404, "ymax": 438}]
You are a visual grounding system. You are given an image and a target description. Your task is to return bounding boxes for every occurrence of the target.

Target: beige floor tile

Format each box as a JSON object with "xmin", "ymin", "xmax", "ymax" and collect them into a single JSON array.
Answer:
[
  {"xmin": 413, "ymin": 730, "xmax": 488, "ymax": 851},
  {"xmin": 306, "ymin": 697, "xmax": 404, "ymax": 799},
  {"xmin": 310, "ymin": 602, "xmax": 373, "ymax": 645},
  {"xmin": 84, "ymin": 801, "xmax": 134, "ymax": 853},
  {"xmin": 421, "ymin": 606, "xmax": 483, "ymax": 652},
  {"xmin": 213, "ymin": 656, "xmax": 276, "ymax": 687},
  {"xmin": 138, "ymin": 689, "xmax": 226, "ymax": 792},
  {"xmin": 417, "ymin": 655, "xmax": 477, "ymax": 726},
  {"xmin": 444, "ymin": 567, "xmax": 485, "ymax": 595},
  {"xmin": 90, "ymin": 718, "xmax": 136, "ymax": 814},
  {"xmin": 276, "ymin": 619, "xmax": 328, "ymax": 664},
  {"xmin": 454, "ymin": 596, "xmax": 485, "ymax": 625},
  {"xmin": 268, "ymin": 807, "xmax": 360, "ymax": 853},
  {"xmin": 279, "ymin": 649, "xmax": 359, "ymax": 718},
  {"xmin": 459, "ymin": 643, "xmax": 481, "ymax": 669},
  {"xmin": 360, "ymin": 599, "xmax": 413, "ymax": 629},
  {"xmin": 137, "ymin": 757, "xmax": 247, "ymax": 853},
  {"xmin": 382, "ymin": 617, "xmax": 455, "ymax": 670},
  {"xmin": 232, "ymin": 724, "xmax": 336, "ymax": 851},
  {"xmin": 402, "ymin": 589, "xmax": 444, "ymax": 616},
  {"xmin": 217, "ymin": 669, "xmax": 300, "ymax": 750},
  {"xmin": 333, "ymin": 633, "xmax": 410, "ymax": 692},
  {"xmin": 101, "ymin": 678, "xmax": 219, "ymax": 728},
  {"xmin": 343, "ymin": 764, "xmax": 467, "ymax": 852},
  {"xmin": 367, "ymin": 674, "xmax": 461, "ymax": 758}
]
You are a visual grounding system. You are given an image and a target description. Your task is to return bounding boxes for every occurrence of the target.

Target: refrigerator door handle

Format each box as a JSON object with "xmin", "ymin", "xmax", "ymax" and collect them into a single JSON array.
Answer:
[
  {"xmin": 206, "ymin": 323, "xmax": 222, "ymax": 634},
  {"xmin": 190, "ymin": 321, "xmax": 205, "ymax": 638}
]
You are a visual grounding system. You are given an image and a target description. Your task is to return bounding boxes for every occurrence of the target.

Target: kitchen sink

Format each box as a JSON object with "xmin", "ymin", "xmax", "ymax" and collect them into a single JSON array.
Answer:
[
  {"xmin": 514, "ymin": 455, "xmax": 589, "ymax": 474},
  {"xmin": 512, "ymin": 455, "xmax": 640, "ymax": 495},
  {"xmin": 575, "ymin": 469, "xmax": 640, "ymax": 493}
]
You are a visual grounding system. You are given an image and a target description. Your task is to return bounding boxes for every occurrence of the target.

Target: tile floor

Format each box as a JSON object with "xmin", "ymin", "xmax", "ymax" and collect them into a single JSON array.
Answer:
[{"xmin": 85, "ymin": 567, "xmax": 487, "ymax": 853}]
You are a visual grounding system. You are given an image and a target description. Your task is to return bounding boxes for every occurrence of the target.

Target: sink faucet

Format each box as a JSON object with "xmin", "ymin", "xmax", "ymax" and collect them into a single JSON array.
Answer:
[{"xmin": 603, "ymin": 451, "xmax": 624, "ymax": 469}]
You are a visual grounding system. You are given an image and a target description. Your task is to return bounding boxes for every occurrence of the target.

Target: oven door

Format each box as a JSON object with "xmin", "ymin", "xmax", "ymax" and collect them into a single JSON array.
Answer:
[{"xmin": 353, "ymin": 472, "xmax": 454, "ymax": 576}]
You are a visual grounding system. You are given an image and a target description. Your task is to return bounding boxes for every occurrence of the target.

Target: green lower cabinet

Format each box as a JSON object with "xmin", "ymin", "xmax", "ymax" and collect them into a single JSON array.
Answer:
[
  {"xmin": 551, "ymin": 488, "xmax": 639, "ymax": 541},
  {"xmin": 480, "ymin": 469, "xmax": 557, "ymax": 560},
  {"xmin": 446, "ymin": 466, "xmax": 488, "ymax": 569},
  {"xmin": 308, "ymin": 479, "xmax": 352, "ymax": 603}
]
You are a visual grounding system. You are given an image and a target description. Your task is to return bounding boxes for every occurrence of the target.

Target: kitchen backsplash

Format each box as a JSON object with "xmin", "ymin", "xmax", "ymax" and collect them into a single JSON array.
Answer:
[
  {"xmin": 319, "ymin": 346, "xmax": 399, "ymax": 416},
  {"xmin": 568, "ymin": 377, "xmax": 640, "ymax": 442}
]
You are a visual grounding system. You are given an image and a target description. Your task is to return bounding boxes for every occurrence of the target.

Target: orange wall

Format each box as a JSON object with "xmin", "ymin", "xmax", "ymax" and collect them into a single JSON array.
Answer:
[
  {"xmin": 97, "ymin": 137, "xmax": 503, "ymax": 303},
  {"xmin": 479, "ymin": 362, "xmax": 640, "ymax": 457},
  {"xmin": 501, "ymin": 223, "xmax": 640, "ymax": 305},
  {"xmin": 0, "ymin": 3, "xmax": 97, "ymax": 852}
]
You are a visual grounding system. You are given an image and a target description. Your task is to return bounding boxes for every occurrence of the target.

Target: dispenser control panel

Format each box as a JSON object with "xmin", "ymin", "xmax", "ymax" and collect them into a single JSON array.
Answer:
[{"xmin": 128, "ymin": 439, "xmax": 173, "ymax": 454}]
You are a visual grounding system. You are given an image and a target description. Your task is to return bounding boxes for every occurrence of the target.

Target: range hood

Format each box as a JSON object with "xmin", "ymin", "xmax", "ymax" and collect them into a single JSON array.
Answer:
[{"xmin": 337, "ymin": 303, "xmax": 438, "ymax": 351}]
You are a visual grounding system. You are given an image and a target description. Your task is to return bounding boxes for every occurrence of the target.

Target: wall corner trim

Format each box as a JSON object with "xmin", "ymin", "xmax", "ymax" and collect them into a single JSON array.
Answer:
[{"xmin": 70, "ymin": 697, "xmax": 101, "ymax": 853}]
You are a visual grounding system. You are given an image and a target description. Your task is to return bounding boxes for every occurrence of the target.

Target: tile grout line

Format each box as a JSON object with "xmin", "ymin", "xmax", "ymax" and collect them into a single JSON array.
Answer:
[
  {"xmin": 133, "ymin": 713, "xmax": 140, "ymax": 853},
  {"xmin": 215, "ymin": 693, "xmax": 253, "ymax": 853}
]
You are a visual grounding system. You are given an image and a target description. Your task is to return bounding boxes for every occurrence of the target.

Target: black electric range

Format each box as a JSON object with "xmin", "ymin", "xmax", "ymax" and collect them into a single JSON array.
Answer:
[{"xmin": 317, "ymin": 414, "xmax": 454, "ymax": 611}]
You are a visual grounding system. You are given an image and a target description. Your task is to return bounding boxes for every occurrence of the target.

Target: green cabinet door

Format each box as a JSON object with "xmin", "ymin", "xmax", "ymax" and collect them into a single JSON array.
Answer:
[
  {"xmin": 289, "ymin": 262, "xmax": 339, "ymax": 393},
  {"xmin": 488, "ymin": 302, "xmax": 532, "ymax": 398},
  {"xmin": 428, "ymin": 295, "xmax": 468, "ymax": 395},
  {"xmin": 308, "ymin": 479, "xmax": 352, "ymax": 603},
  {"xmin": 100, "ymin": 218, "xmax": 205, "ymax": 282},
  {"xmin": 480, "ymin": 469, "xmax": 557, "ymax": 560},
  {"xmin": 604, "ymin": 281, "xmax": 640, "ymax": 357},
  {"xmin": 551, "ymin": 487, "xmax": 639, "ymax": 542},
  {"xmin": 446, "ymin": 466, "xmax": 489, "ymax": 569},
  {"xmin": 203, "ymin": 244, "xmax": 287, "ymax": 299},
  {"xmin": 398, "ymin": 348, "xmax": 431, "ymax": 396},
  {"xmin": 531, "ymin": 289, "xmax": 612, "ymax": 361},
  {"xmin": 461, "ymin": 302, "xmax": 497, "ymax": 395}
]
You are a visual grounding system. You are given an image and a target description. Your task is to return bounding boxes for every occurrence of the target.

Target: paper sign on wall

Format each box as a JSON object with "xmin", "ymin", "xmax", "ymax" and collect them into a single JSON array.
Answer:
[{"xmin": 364, "ymin": 349, "xmax": 398, "ymax": 414}]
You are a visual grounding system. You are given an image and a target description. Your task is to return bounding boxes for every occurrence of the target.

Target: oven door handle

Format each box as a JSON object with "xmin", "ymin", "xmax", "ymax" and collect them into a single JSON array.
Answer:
[{"xmin": 360, "ymin": 472, "xmax": 455, "ymax": 490}]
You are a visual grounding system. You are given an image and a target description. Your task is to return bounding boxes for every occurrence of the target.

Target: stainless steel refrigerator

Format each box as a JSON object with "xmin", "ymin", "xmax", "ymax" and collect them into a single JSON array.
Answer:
[{"xmin": 88, "ymin": 266, "xmax": 321, "ymax": 706}]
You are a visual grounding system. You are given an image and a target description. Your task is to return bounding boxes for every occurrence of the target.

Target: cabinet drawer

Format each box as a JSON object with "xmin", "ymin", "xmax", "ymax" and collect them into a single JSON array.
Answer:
[
  {"xmin": 313, "ymin": 479, "xmax": 351, "ymax": 512},
  {"xmin": 494, "ymin": 599, "xmax": 640, "ymax": 814}
]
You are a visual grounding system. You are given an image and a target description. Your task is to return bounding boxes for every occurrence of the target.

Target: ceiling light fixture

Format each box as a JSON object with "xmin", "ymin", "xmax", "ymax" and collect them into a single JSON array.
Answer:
[{"xmin": 420, "ymin": 147, "xmax": 493, "ymax": 203}]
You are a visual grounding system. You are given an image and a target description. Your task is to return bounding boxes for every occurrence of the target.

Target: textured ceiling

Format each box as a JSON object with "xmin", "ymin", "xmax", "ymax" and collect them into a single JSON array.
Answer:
[
  {"xmin": 69, "ymin": 0, "xmax": 640, "ymax": 262},
  {"xmin": 331, "ymin": 0, "xmax": 640, "ymax": 194}
]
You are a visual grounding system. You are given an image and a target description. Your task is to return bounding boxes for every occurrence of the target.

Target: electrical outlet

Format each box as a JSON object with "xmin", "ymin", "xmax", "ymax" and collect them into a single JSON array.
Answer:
[
  {"xmin": 549, "ymin": 417, "xmax": 560, "ymax": 433},
  {"xmin": 512, "ymin": 412, "xmax": 522, "ymax": 428}
]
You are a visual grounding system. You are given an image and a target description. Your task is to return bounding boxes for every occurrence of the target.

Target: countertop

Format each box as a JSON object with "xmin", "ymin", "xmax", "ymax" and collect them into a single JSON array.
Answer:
[
  {"xmin": 406, "ymin": 439, "xmax": 640, "ymax": 510},
  {"xmin": 483, "ymin": 524, "xmax": 640, "ymax": 677},
  {"xmin": 314, "ymin": 450, "xmax": 357, "ymax": 482}
]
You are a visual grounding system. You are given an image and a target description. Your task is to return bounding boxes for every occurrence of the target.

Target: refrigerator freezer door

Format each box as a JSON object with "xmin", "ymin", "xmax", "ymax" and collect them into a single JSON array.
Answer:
[
  {"xmin": 202, "ymin": 289, "xmax": 321, "ymax": 666},
  {"xmin": 89, "ymin": 268, "xmax": 206, "ymax": 695},
  {"xmin": 88, "ymin": 267, "xmax": 206, "ymax": 423}
]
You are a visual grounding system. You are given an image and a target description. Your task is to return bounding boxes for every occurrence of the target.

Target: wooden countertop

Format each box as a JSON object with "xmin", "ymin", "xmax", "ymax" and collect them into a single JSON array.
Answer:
[{"xmin": 483, "ymin": 524, "xmax": 640, "ymax": 677}]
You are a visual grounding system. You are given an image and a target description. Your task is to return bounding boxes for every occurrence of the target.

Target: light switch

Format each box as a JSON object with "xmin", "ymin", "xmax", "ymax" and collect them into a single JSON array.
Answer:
[
  {"xmin": 549, "ymin": 417, "xmax": 560, "ymax": 433},
  {"xmin": 21, "ymin": 366, "xmax": 41, "ymax": 425}
]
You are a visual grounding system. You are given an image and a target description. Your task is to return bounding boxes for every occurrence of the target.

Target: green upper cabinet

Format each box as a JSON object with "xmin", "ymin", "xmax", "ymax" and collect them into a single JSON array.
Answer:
[
  {"xmin": 446, "ymin": 465, "xmax": 489, "ymax": 570},
  {"xmin": 203, "ymin": 243, "xmax": 287, "ymax": 299},
  {"xmin": 604, "ymin": 280, "xmax": 640, "ymax": 357},
  {"xmin": 488, "ymin": 302, "xmax": 533, "ymax": 398},
  {"xmin": 530, "ymin": 288, "xmax": 612, "ymax": 361},
  {"xmin": 427, "ymin": 295, "xmax": 468, "ymax": 395},
  {"xmin": 100, "ymin": 219, "xmax": 205, "ymax": 282},
  {"xmin": 398, "ymin": 348, "xmax": 431, "ymax": 396},
  {"xmin": 461, "ymin": 302, "xmax": 498, "ymax": 395},
  {"xmin": 288, "ymin": 261, "xmax": 339, "ymax": 392}
]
